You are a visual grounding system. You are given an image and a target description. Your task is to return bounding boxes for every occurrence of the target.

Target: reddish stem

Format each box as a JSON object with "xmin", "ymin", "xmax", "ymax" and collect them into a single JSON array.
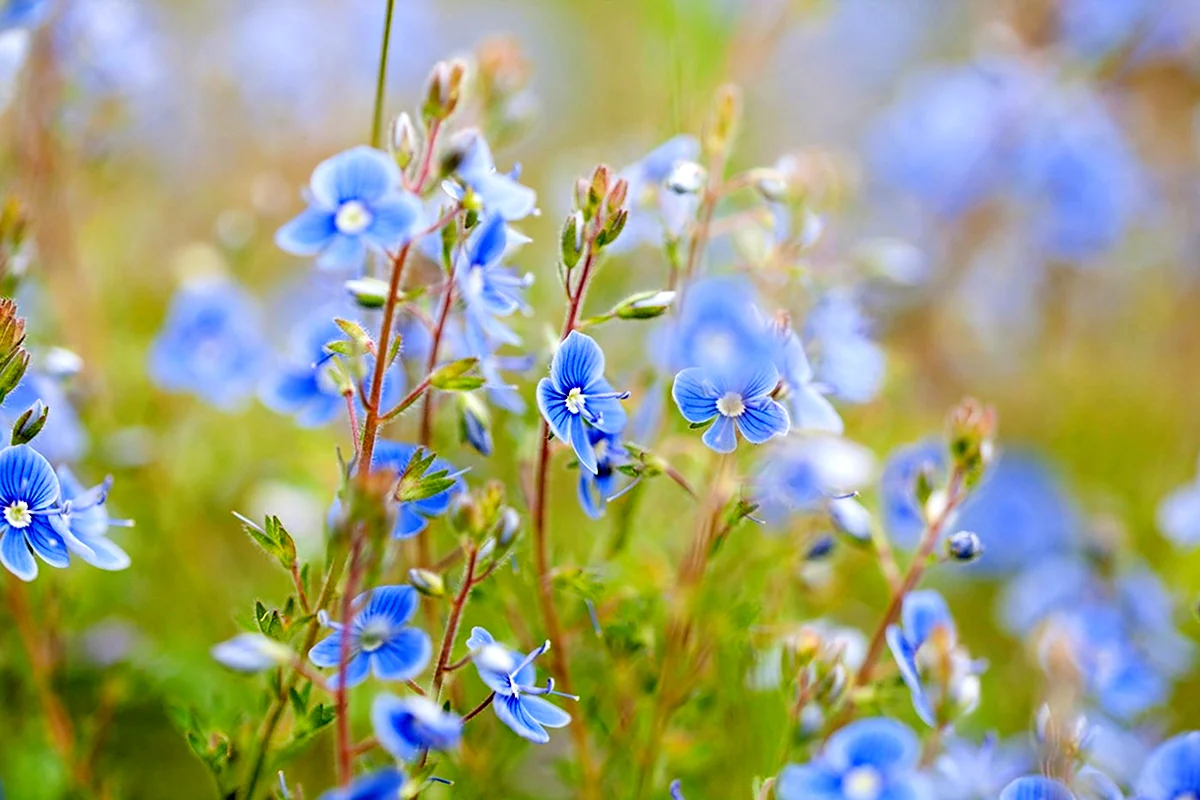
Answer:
[
  {"xmin": 334, "ymin": 536, "xmax": 366, "ymax": 787},
  {"xmin": 418, "ymin": 277, "xmax": 456, "ymax": 445},
  {"xmin": 431, "ymin": 547, "xmax": 480, "ymax": 701}
]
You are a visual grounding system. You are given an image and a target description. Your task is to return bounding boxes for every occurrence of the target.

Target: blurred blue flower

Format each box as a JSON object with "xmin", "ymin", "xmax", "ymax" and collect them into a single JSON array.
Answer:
[
  {"xmin": 933, "ymin": 734, "xmax": 1031, "ymax": 800},
  {"xmin": 754, "ymin": 436, "xmax": 875, "ymax": 526},
  {"xmin": 456, "ymin": 214, "xmax": 533, "ymax": 354},
  {"xmin": 1058, "ymin": 0, "xmax": 1200, "ymax": 63},
  {"xmin": 1157, "ymin": 455, "xmax": 1200, "ymax": 547},
  {"xmin": 0, "ymin": 0, "xmax": 50, "ymax": 31},
  {"xmin": 886, "ymin": 590, "xmax": 982, "ymax": 727},
  {"xmin": 803, "ymin": 289, "xmax": 885, "ymax": 405},
  {"xmin": 612, "ymin": 135, "xmax": 701, "ymax": 252},
  {"xmin": 770, "ymin": 318, "xmax": 842, "ymax": 434},
  {"xmin": 466, "ymin": 627, "xmax": 575, "ymax": 744},
  {"xmin": 211, "ymin": 632, "xmax": 292, "ymax": 673},
  {"xmin": 0, "ymin": 368, "xmax": 87, "ymax": 464},
  {"xmin": 1137, "ymin": 731, "xmax": 1200, "ymax": 800},
  {"xmin": 777, "ymin": 717, "xmax": 928, "ymax": 800},
  {"xmin": 319, "ymin": 768, "xmax": 406, "ymax": 800},
  {"xmin": 453, "ymin": 132, "xmax": 537, "ymax": 221},
  {"xmin": 0, "ymin": 444, "xmax": 68, "ymax": 581},
  {"xmin": 56, "ymin": 466, "xmax": 130, "ymax": 571},
  {"xmin": 661, "ymin": 275, "xmax": 771, "ymax": 374},
  {"xmin": 672, "ymin": 360, "xmax": 789, "ymax": 453},
  {"xmin": 370, "ymin": 440, "xmax": 464, "ymax": 539},
  {"xmin": 999, "ymin": 777, "xmax": 1075, "ymax": 800},
  {"xmin": 371, "ymin": 693, "xmax": 461, "ymax": 762},
  {"xmin": 309, "ymin": 585, "xmax": 431, "ymax": 688},
  {"xmin": 149, "ymin": 278, "xmax": 266, "ymax": 410},
  {"xmin": 879, "ymin": 439, "xmax": 946, "ymax": 549},
  {"xmin": 577, "ymin": 428, "xmax": 625, "ymax": 519},
  {"xmin": 536, "ymin": 331, "xmax": 628, "ymax": 474},
  {"xmin": 277, "ymin": 146, "xmax": 423, "ymax": 272}
]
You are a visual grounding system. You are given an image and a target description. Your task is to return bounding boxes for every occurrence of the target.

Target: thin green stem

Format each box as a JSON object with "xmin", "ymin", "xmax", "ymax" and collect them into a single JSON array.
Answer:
[{"xmin": 369, "ymin": 0, "xmax": 397, "ymax": 149}]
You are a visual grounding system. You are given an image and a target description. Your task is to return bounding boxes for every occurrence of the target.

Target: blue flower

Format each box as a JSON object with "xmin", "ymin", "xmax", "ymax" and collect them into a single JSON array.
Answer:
[
  {"xmin": 0, "ymin": 0, "xmax": 50, "ymax": 31},
  {"xmin": 0, "ymin": 368, "xmax": 87, "ymax": 464},
  {"xmin": 998, "ymin": 777, "xmax": 1076, "ymax": 800},
  {"xmin": 577, "ymin": 428, "xmax": 626, "ymax": 519},
  {"xmin": 370, "ymin": 441, "xmax": 464, "ymax": 539},
  {"xmin": 309, "ymin": 585, "xmax": 431, "ymax": 689},
  {"xmin": 658, "ymin": 275, "xmax": 772, "ymax": 375},
  {"xmin": 211, "ymin": 633, "xmax": 292, "ymax": 673},
  {"xmin": 453, "ymin": 132, "xmax": 537, "ymax": 221},
  {"xmin": 276, "ymin": 146, "xmax": 423, "ymax": 272},
  {"xmin": 612, "ymin": 135, "xmax": 701, "ymax": 252},
  {"xmin": 769, "ymin": 317, "xmax": 842, "ymax": 434},
  {"xmin": 776, "ymin": 717, "xmax": 929, "ymax": 800},
  {"xmin": 754, "ymin": 436, "xmax": 876, "ymax": 526},
  {"xmin": 56, "ymin": 466, "xmax": 131, "ymax": 571},
  {"xmin": 886, "ymin": 590, "xmax": 981, "ymax": 727},
  {"xmin": 933, "ymin": 734, "xmax": 1031, "ymax": 800},
  {"xmin": 371, "ymin": 693, "xmax": 461, "ymax": 762},
  {"xmin": 879, "ymin": 439, "xmax": 946, "ymax": 548},
  {"xmin": 1157, "ymin": 455, "xmax": 1200, "ymax": 548},
  {"xmin": 1137, "ymin": 731, "xmax": 1200, "ymax": 800},
  {"xmin": 455, "ymin": 214, "xmax": 533, "ymax": 354},
  {"xmin": 466, "ymin": 627, "xmax": 575, "ymax": 744},
  {"xmin": 536, "ymin": 331, "xmax": 629, "ymax": 474},
  {"xmin": 0, "ymin": 444, "xmax": 69, "ymax": 581},
  {"xmin": 318, "ymin": 768, "xmax": 407, "ymax": 800},
  {"xmin": 672, "ymin": 361, "xmax": 789, "ymax": 453},
  {"xmin": 803, "ymin": 289, "xmax": 885, "ymax": 405},
  {"xmin": 1058, "ymin": 0, "xmax": 1200, "ymax": 64},
  {"xmin": 149, "ymin": 278, "xmax": 266, "ymax": 410}
]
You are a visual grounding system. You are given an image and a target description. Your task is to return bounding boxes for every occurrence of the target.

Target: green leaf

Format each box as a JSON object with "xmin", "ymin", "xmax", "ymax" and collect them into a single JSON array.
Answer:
[
  {"xmin": 333, "ymin": 317, "xmax": 374, "ymax": 351},
  {"xmin": 430, "ymin": 357, "xmax": 483, "ymax": 392}
]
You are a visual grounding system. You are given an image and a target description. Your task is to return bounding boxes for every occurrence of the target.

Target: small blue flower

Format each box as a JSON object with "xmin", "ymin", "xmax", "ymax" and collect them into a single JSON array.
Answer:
[
  {"xmin": 371, "ymin": 441, "xmax": 464, "ymax": 539},
  {"xmin": 672, "ymin": 362, "xmax": 789, "ymax": 453},
  {"xmin": 0, "ymin": 444, "xmax": 69, "ymax": 581},
  {"xmin": 1137, "ymin": 731, "xmax": 1200, "ymax": 800},
  {"xmin": 0, "ymin": 368, "xmax": 87, "ymax": 464},
  {"xmin": 211, "ymin": 633, "xmax": 292, "ymax": 673},
  {"xmin": 886, "ymin": 590, "xmax": 981, "ymax": 727},
  {"xmin": 879, "ymin": 439, "xmax": 947, "ymax": 549},
  {"xmin": 803, "ymin": 288, "xmax": 885, "ymax": 405},
  {"xmin": 453, "ymin": 132, "xmax": 537, "ymax": 221},
  {"xmin": 577, "ymin": 428, "xmax": 626, "ymax": 519},
  {"xmin": 933, "ymin": 734, "xmax": 1031, "ymax": 800},
  {"xmin": 612, "ymin": 135, "xmax": 701, "ymax": 252},
  {"xmin": 467, "ymin": 627, "xmax": 575, "ymax": 744},
  {"xmin": 657, "ymin": 275, "xmax": 772, "ymax": 375},
  {"xmin": 776, "ymin": 717, "xmax": 929, "ymax": 800},
  {"xmin": 455, "ymin": 214, "xmax": 533, "ymax": 354},
  {"xmin": 536, "ymin": 331, "xmax": 629, "ymax": 475},
  {"xmin": 754, "ymin": 436, "xmax": 875, "ymax": 526},
  {"xmin": 1157, "ymin": 455, "xmax": 1200, "ymax": 548},
  {"xmin": 998, "ymin": 777, "xmax": 1076, "ymax": 800},
  {"xmin": 309, "ymin": 585, "xmax": 431, "ymax": 689},
  {"xmin": 371, "ymin": 693, "xmax": 461, "ymax": 762},
  {"xmin": 148, "ymin": 278, "xmax": 266, "ymax": 410},
  {"xmin": 277, "ymin": 146, "xmax": 423, "ymax": 272},
  {"xmin": 318, "ymin": 767, "xmax": 407, "ymax": 800},
  {"xmin": 770, "ymin": 319, "xmax": 842, "ymax": 434},
  {"xmin": 56, "ymin": 466, "xmax": 131, "ymax": 571}
]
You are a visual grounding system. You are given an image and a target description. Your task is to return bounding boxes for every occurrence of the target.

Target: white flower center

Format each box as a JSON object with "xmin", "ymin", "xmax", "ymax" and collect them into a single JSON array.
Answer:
[
  {"xmin": 465, "ymin": 267, "xmax": 485, "ymax": 299},
  {"xmin": 842, "ymin": 766, "xmax": 883, "ymax": 800},
  {"xmin": 565, "ymin": 387, "xmax": 586, "ymax": 415},
  {"xmin": 335, "ymin": 200, "xmax": 373, "ymax": 235},
  {"xmin": 359, "ymin": 618, "xmax": 391, "ymax": 653},
  {"xmin": 716, "ymin": 392, "xmax": 745, "ymax": 417},
  {"xmin": 4, "ymin": 500, "xmax": 32, "ymax": 529}
]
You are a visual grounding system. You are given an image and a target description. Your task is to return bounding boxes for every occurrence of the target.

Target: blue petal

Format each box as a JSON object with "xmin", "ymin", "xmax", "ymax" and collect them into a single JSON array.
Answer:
[
  {"xmin": 739, "ymin": 361, "xmax": 780, "ymax": 401},
  {"xmin": 465, "ymin": 626, "xmax": 494, "ymax": 649},
  {"xmin": 736, "ymin": 398, "xmax": 790, "ymax": 444},
  {"xmin": 72, "ymin": 536, "xmax": 130, "ymax": 571},
  {"xmin": 520, "ymin": 695, "xmax": 571, "ymax": 728},
  {"xmin": 578, "ymin": 473, "xmax": 604, "ymax": 520},
  {"xmin": 310, "ymin": 146, "xmax": 401, "ymax": 207},
  {"xmin": 474, "ymin": 174, "xmax": 537, "ymax": 221},
  {"xmin": 671, "ymin": 368, "xmax": 718, "ymax": 424},
  {"xmin": 26, "ymin": 517, "xmax": 69, "ymax": 568},
  {"xmin": 0, "ymin": 525, "xmax": 36, "ymax": 581},
  {"xmin": 552, "ymin": 332, "xmax": 606, "ymax": 394},
  {"xmin": 358, "ymin": 585, "xmax": 419, "ymax": 626},
  {"xmin": 1074, "ymin": 767, "xmax": 1123, "ymax": 800},
  {"xmin": 316, "ymin": 233, "xmax": 368, "ymax": 272},
  {"xmin": 1137, "ymin": 731, "xmax": 1200, "ymax": 800},
  {"xmin": 999, "ymin": 777, "xmax": 1077, "ymax": 800},
  {"xmin": 393, "ymin": 504, "xmax": 428, "ymax": 539},
  {"xmin": 327, "ymin": 652, "xmax": 372, "ymax": 690},
  {"xmin": 469, "ymin": 214, "xmax": 508, "ymax": 267},
  {"xmin": 371, "ymin": 694, "xmax": 421, "ymax": 762},
  {"xmin": 886, "ymin": 625, "xmax": 936, "ymax": 727},
  {"xmin": 568, "ymin": 414, "xmax": 598, "ymax": 474},
  {"xmin": 775, "ymin": 765, "xmax": 840, "ymax": 800},
  {"xmin": 309, "ymin": 630, "xmax": 350, "ymax": 668},
  {"xmin": 788, "ymin": 386, "xmax": 843, "ymax": 434},
  {"xmin": 536, "ymin": 378, "xmax": 573, "ymax": 443},
  {"xmin": 586, "ymin": 391, "xmax": 628, "ymax": 435},
  {"xmin": 702, "ymin": 415, "xmax": 738, "ymax": 453},
  {"xmin": 276, "ymin": 208, "xmax": 337, "ymax": 255},
  {"xmin": 824, "ymin": 717, "xmax": 919, "ymax": 771},
  {"xmin": 494, "ymin": 694, "xmax": 550, "ymax": 743},
  {"xmin": 902, "ymin": 590, "xmax": 954, "ymax": 648},
  {"xmin": 0, "ymin": 444, "xmax": 60, "ymax": 510},
  {"xmin": 363, "ymin": 193, "xmax": 423, "ymax": 251},
  {"xmin": 371, "ymin": 628, "xmax": 432, "ymax": 682}
]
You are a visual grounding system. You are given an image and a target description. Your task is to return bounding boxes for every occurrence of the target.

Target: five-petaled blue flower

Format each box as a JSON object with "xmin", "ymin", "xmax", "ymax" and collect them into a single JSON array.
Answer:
[
  {"xmin": 309, "ymin": 585, "xmax": 431, "ymax": 688},
  {"xmin": 148, "ymin": 278, "xmax": 266, "ymax": 411},
  {"xmin": 777, "ymin": 717, "xmax": 929, "ymax": 800},
  {"xmin": 56, "ymin": 466, "xmax": 131, "ymax": 571},
  {"xmin": 577, "ymin": 428, "xmax": 626, "ymax": 519},
  {"xmin": 466, "ymin": 626, "xmax": 575, "ymax": 744},
  {"xmin": 672, "ymin": 362, "xmax": 790, "ymax": 453},
  {"xmin": 1137, "ymin": 731, "xmax": 1200, "ymax": 800},
  {"xmin": 456, "ymin": 214, "xmax": 533, "ymax": 355},
  {"xmin": 536, "ymin": 331, "xmax": 629, "ymax": 475},
  {"xmin": 371, "ymin": 693, "xmax": 462, "ymax": 762},
  {"xmin": 886, "ymin": 590, "xmax": 981, "ymax": 727},
  {"xmin": 452, "ymin": 131, "xmax": 537, "ymax": 221},
  {"xmin": 318, "ymin": 767, "xmax": 407, "ymax": 800},
  {"xmin": 998, "ymin": 777, "xmax": 1076, "ymax": 800},
  {"xmin": 0, "ymin": 444, "xmax": 69, "ymax": 581},
  {"xmin": 371, "ymin": 440, "xmax": 464, "ymax": 539},
  {"xmin": 277, "ymin": 146, "xmax": 423, "ymax": 272}
]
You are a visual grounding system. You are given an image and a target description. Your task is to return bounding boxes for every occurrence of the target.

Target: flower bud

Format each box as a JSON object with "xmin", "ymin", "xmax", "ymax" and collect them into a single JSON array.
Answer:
[
  {"xmin": 344, "ymin": 277, "xmax": 391, "ymax": 309},
  {"xmin": 594, "ymin": 207, "xmax": 627, "ymax": 249},
  {"xmin": 10, "ymin": 399, "xmax": 47, "ymax": 446},
  {"xmin": 448, "ymin": 492, "xmax": 481, "ymax": 535},
  {"xmin": 804, "ymin": 533, "xmax": 835, "ymax": 561},
  {"xmin": 948, "ymin": 397, "xmax": 997, "ymax": 489},
  {"xmin": 560, "ymin": 211, "xmax": 584, "ymax": 269},
  {"xmin": 664, "ymin": 161, "xmax": 707, "ymax": 195},
  {"xmin": 0, "ymin": 297, "xmax": 29, "ymax": 402},
  {"xmin": 390, "ymin": 112, "xmax": 418, "ymax": 171},
  {"xmin": 605, "ymin": 177, "xmax": 629, "ymax": 212},
  {"xmin": 211, "ymin": 633, "xmax": 293, "ymax": 673},
  {"xmin": 493, "ymin": 505, "xmax": 521, "ymax": 546},
  {"xmin": 751, "ymin": 168, "xmax": 789, "ymax": 203},
  {"xmin": 828, "ymin": 496, "xmax": 872, "ymax": 544},
  {"xmin": 702, "ymin": 83, "xmax": 742, "ymax": 158},
  {"xmin": 408, "ymin": 568, "xmax": 446, "ymax": 598},
  {"xmin": 613, "ymin": 290, "xmax": 676, "ymax": 321},
  {"xmin": 945, "ymin": 530, "xmax": 984, "ymax": 563},
  {"xmin": 422, "ymin": 59, "xmax": 468, "ymax": 123},
  {"xmin": 459, "ymin": 395, "xmax": 493, "ymax": 457}
]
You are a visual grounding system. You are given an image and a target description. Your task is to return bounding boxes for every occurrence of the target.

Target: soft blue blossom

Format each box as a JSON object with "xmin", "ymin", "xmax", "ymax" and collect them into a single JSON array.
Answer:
[
  {"xmin": 577, "ymin": 428, "xmax": 625, "ymax": 519},
  {"xmin": 803, "ymin": 289, "xmax": 885, "ymax": 405},
  {"xmin": 0, "ymin": 444, "xmax": 69, "ymax": 581},
  {"xmin": 660, "ymin": 275, "xmax": 772, "ymax": 375},
  {"xmin": 777, "ymin": 717, "xmax": 929, "ymax": 800},
  {"xmin": 933, "ymin": 734, "xmax": 1031, "ymax": 800},
  {"xmin": 612, "ymin": 135, "xmax": 701, "ymax": 252},
  {"xmin": 0, "ymin": 368, "xmax": 87, "ymax": 464},
  {"xmin": 371, "ymin": 693, "xmax": 462, "ymax": 762},
  {"xmin": 770, "ymin": 318, "xmax": 842, "ymax": 434},
  {"xmin": 455, "ymin": 214, "xmax": 533, "ymax": 354},
  {"xmin": 672, "ymin": 361, "xmax": 789, "ymax": 453},
  {"xmin": 318, "ymin": 768, "xmax": 406, "ymax": 800},
  {"xmin": 309, "ymin": 585, "xmax": 431, "ymax": 689},
  {"xmin": 886, "ymin": 590, "xmax": 982, "ymax": 727},
  {"xmin": 466, "ymin": 627, "xmax": 575, "ymax": 744},
  {"xmin": 149, "ymin": 278, "xmax": 266, "ymax": 410},
  {"xmin": 754, "ymin": 436, "xmax": 875, "ymax": 526},
  {"xmin": 999, "ymin": 777, "xmax": 1075, "ymax": 800},
  {"xmin": 1157, "ymin": 455, "xmax": 1200, "ymax": 547},
  {"xmin": 453, "ymin": 132, "xmax": 537, "ymax": 221},
  {"xmin": 879, "ymin": 439, "xmax": 946, "ymax": 548},
  {"xmin": 56, "ymin": 466, "xmax": 130, "ymax": 571},
  {"xmin": 277, "ymin": 146, "xmax": 423, "ymax": 272},
  {"xmin": 0, "ymin": 0, "xmax": 50, "ymax": 31},
  {"xmin": 1058, "ymin": 0, "xmax": 1200, "ymax": 63},
  {"xmin": 1137, "ymin": 731, "xmax": 1200, "ymax": 800},
  {"xmin": 211, "ymin": 633, "xmax": 292, "ymax": 673},
  {"xmin": 370, "ymin": 441, "xmax": 464, "ymax": 539},
  {"xmin": 536, "ymin": 331, "xmax": 628, "ymax": 474}
]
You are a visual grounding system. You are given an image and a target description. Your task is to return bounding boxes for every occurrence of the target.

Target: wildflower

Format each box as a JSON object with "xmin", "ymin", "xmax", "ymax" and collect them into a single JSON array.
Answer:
[
  {"xmin": 309, "ymin": 585, "xmax": 432, "ymax": 689},
  {"xmin": 998, "ymin": 777, "xmax": 1076, "ymax": 800},
  {"xmin": 672, "ymin": 361, "xmax": 789, "ymax": 453},
  {"xmin": 577, "ymin": 428, "xmax": 626, "ymax": 519},
  {"xmin": 612, "ymin": 134, "xmax": 701, "ymax": 251},
  {"xmin": 659, "ymin": 275, "xmax": 771, "ymax": 374},
  {"xmin": 211, "ymin": 633, "xmax": 293, "ymax": 673},
  {"xmin": 56, "ymin": 466, "xmax": 131, "ymax": 571},
  {"xmin": 536, "ymin": 331, "xmax": 628, "ymax": 474},
  {"xmin": 371, "ymin": 441, "xmax": 464, "ymax": 539},
  {"xmin": 0, "ymin": 368, "xmax": 87, "ymax": 464},
  {"xmin": 318, "ymin": 768, "xmax": 407, "ymax": 800},
  {"xmin": 803, "ymin": 288, "xmax": 885, "ymax": 405},
  {"xmin": 933, "ymin": 734, "xmax": 1031, "ymax": 800},
  {"xmin": 276, "ymin": 146, "xmax": 423, "ymax": 272},
  {"xmin": 371, "ymin": 694, "xmax": 462, "ymax": 762},
  {"xmin": 0, "ymin": 0, "xmax": 49, "ymax": 31},
  {"xmin": 149, "ymin": 278, "xmax": 266, "ymax": 410},
  {"xmin": 886, "ymin": 590, "xmax": 982, "ymax": 727},
  {"xmin": 0, "ymin": 444, "xmax": 67, "ymax": 581},
  {"xmin": 828, "ymin": 495, "xmax": 872, "ymax": 544},
  {"xmin": 770, "ymin": 320, "xmax": 842, "ymax": 434},
  {"xmin": 452, "ymin": 132, "xmax": 537, "ymax": 221},
  {"xmin": 776, "ymin": 717, "xmax": 928, "ymax": 800},
  {"xmin": 754, "ymin": 436, "xmax": 876, "ymax": 526},
  {"xmin": 466, "ymin": 627, "xmax": 575, "ymax": 744},
  {"xmin": 879, "ymin": 439, "xmax": 947, "ymax": 549},
  {"xmin": 455, "ymin": 214, "xmax": 533, "ymax": 354},
  {"xmin": 1136, "ymin": 731, "xmax": 1200, "ymax": 800}
]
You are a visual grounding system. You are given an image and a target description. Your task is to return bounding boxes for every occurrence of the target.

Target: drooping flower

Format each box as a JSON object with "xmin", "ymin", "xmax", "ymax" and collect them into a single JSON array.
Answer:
[
  {"xmin": 672, "ymin": 361, "xmax": 789, "ymax": 453},
  {"xmin": 769, "ymin": 317, "xmax": 843, "ymax": 434},
  {"xmin": 318, "ymin": 767, "xmax": 407, "ymax": 800},
  {"xmin": 612, "ymin": 134, "xmax": 701, "ymax": 252},
  {"xmin": 0, "ymin": 444, "xmax": 68, "ymax": 581},
  {"xmin": 309, "ymin": 585, "xmax": 431, "ymax": 689},
  {"xmin": 149, "ymin": 278, "xmax": 267, "ymax": 410},
  {"xmin": 466, "ymin": 627, "xmax": 575, "ymax": 744},
  {"xmin": 577, "ymin": 428, "xmax": 626, "ymax": 519},
  {"xmin": 371, "ymin": 693, "xmax": 462, "ymax": 762},
  {"xmin": 536, "ymin": 331, "xmax": 628, "ymax": 474},
  {"xmin": 886, "ymin": 590, "xmax": 982, "ymax": 727},
  {"xmin": 276, "ymin": 146, "xmax": 423, "ymax": 272},
  {"xmin": 370, "ymin": 440, "xmax": 464, "ymax": 539},
  {"xmin": 455, "ymin": 214, "xmax": 533, "ymax": 354},
  {"xmin": 998, "ymin": 777, "xmax": 1076, "ymax": 800},
  {"xmin": 1136, "ymin": 731, "xmax": 1200, "ymax": 800},
  {"xmin": 56, "ymin": 466, "xmax": 131, "ymax": 571},
  {"xmin": 452, "ymin": 131, "xmax": 537, "ymax": 221},
  {"xmin": 776, "ymin": 717, "xmax": 929, "ymax": 800}
]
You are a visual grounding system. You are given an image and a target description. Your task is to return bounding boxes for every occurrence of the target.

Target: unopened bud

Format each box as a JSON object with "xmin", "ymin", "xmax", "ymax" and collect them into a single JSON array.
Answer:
[
  {"xmin": 561, "ymin": 211, "xmax": 584, "ymax": 269},
  {"xmin": 493, "ymin": 506, "xmax": 521, "ymax": 546},
  {"xmin": 613, "ymin": 290, "xmax": 676, "ymax": 320},
  {"xmin": 448, "ymin": 492, "xmax": 480, "ymax": 535},
  {"xmin": 422, "ymin": 59, "xmax": 468, "ymax": 123},
  {"xmin": 752, "ymin": 168, "xmax": 789, "ymax": 203},
  {"xmin": 945, "ymin": 530, "xmax": 984, "ymax": 563},
  {"xmin": 10, "ymin": 399, "xmax": 47, "ymax": 446},
  {"xmin": 344, "ymin": 277, "xmax": 390, "ymax": 309},
  {"xmin": 804, "ymin": 534, "xmax": 835, "ymax": 561},
  {"xmin": 594, "ymin": 207, "xmax": 627, "ymax": 249},
  {"xmin": 43, "ymin": 347, "xmax": 83, "ymax": 379},
  {"xmin": 459, "ymin": 395, "xmax": 493, "ymax": 457},
  {"xmin": 585, "ymin": 164, "xmax": 611, "ymax": 220},
  {"xmin": 665, "ymin": 161, "xmax": 707, "ymax": 195},
  {"xmin": 606, "ymin": 177, "xmax": 629, "ymax": 212},
  {"xmin": 390, "ymin": 112, "xmax": 418, "ymax": 170},
  {"xmin": 948, "ymin": 397, "xmax": 997, "ymax": 489},
  {"xmin": 703, "ymin": 83, "xmax": 742, "ymax": 158},
  {"xmin": 408, "ymin": 568, "xmax": 446, "ymax": 598}
]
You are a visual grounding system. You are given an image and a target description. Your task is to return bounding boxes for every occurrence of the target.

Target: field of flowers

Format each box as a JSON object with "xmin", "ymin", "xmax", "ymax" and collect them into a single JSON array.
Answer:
[{"xmin": 2, "ymin": 0, "xmax": 1200, "ymax": 798}]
